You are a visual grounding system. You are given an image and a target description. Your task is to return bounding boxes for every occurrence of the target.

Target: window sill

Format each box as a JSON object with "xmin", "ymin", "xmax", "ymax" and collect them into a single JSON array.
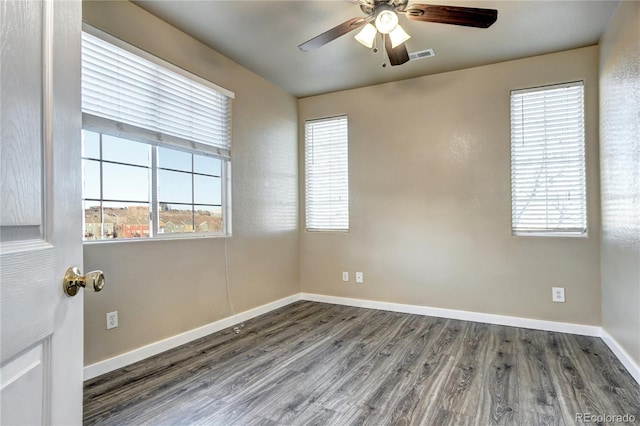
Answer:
[
  {"xmin": 83, "ymin": 232, "xmax": 230, "ymax": 245},
  {"xmin": 512, "ymin": 231, "xmax": 587, "ymax": 238},
  {"xmin": 305, "ymin": 229, "xmax": 349, "ymax": 233}
]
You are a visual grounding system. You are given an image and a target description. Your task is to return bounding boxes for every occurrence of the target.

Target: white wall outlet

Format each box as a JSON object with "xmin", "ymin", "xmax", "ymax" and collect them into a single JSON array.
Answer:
[
  {"xmin": 552, "ymin": 287, "xmax": 565, "ymax": 303},
  {"xmin": 355, "ymin": 272, "xmax": 364, "ymax": 284},
  {"xmin": 106, "ymin": 311, "xmax": 118, "ymax": 329},
  {"xmin": 342, "ymin": 271, "xmax": 349, "ymax": 282}
]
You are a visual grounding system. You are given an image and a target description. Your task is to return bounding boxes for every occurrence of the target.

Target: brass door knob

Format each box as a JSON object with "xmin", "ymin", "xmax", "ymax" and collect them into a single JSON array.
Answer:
[{"xmin": 63, "ymin": 267, "xmax": 105, "ymax": 297}]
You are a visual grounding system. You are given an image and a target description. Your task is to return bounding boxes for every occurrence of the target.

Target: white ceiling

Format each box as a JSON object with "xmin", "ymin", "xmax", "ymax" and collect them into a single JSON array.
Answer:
[{"xmin": 133, "ymin": 0, "xmax": 618, "ymax": 98}]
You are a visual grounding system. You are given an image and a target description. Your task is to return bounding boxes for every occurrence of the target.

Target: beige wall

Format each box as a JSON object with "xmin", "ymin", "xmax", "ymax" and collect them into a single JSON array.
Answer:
[
  {"xmin": 82, "ymin": 1, "xmax": 299, "ymax": 366},
  {"xmin": 299, "ymin": 46, "xmax": 601, "ymax": 325},
  {"xmin": 80, "ymin": 1, "xmax": 619, "ymax": 369},
  {"xmin": 599, "ymin": 1, "xmax": 640, "ymax": 366}
]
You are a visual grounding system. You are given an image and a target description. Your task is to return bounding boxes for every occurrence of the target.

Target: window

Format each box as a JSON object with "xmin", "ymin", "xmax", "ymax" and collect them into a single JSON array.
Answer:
[
  {"xmin": 510, "ymin": 81, "xmax": 586, "ymax": 236},
  {"xmin": 305, "ymin": 116, "xmax": 349, "ymax": 231},
  {"xmin": 82, "ymin": 131, "xmax": 224, "ymax": 239},
  {"xmin": 81, "ymin": 29, "xmax": 232, "ymax": 240}
]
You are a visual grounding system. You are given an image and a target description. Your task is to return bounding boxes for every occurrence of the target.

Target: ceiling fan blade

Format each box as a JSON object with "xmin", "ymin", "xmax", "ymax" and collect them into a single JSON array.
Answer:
[
  {"xmin": 405, "ymin": 4, "xmax": 498, "ymax": 28},
  {"xmin": 299, "ymin": 17, "xmax": 369, "ymax": 52},
  {"xmin": 384, "ymin": 37, "xmax": 410, "ymax": 66}
]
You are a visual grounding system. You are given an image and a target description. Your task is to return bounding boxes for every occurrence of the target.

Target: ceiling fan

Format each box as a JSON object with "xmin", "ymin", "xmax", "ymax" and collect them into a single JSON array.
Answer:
[{"xmin": 298, "ymin": 0, "xmax": 498, "ymax": 66}]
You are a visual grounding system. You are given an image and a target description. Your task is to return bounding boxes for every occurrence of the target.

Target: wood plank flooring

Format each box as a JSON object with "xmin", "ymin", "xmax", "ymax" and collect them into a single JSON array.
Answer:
[{"xmin": 84, "ymin": 301, "xmax": 640, "ymax": 425}]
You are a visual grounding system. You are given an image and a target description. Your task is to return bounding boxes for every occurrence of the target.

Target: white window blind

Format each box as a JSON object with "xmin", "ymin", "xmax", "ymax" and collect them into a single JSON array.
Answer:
[
  {"xmin": 305, "ymin": 116, "xmax": 349, "ymax": 231},
  {"xmin": 81, "ymin": 30, "xmax": 233, "ymax": 159},
  {"xmin": 510, "ymin": 81, "xmax": 586, "ymax": 236}
]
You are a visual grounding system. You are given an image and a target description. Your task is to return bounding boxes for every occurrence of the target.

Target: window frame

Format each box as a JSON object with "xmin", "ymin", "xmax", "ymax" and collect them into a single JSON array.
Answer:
[
  {"xmin": 81, "ymin": 26, "xmax": 233, "ymax": 242},
  {"xmin": 304, "ymin": 115, "xmax": 350, "ymax": 232},
  {"xmin": 510, "ymin": 81, "xmax": 587, "ymax": 237},
  {"xmin": 82, "ymin": 130, "xmax": 232, "ymax": 242}
]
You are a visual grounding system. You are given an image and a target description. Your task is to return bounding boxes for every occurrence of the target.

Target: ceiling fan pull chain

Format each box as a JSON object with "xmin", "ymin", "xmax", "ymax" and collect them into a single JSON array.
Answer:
[{"xmin": 381, "ymin": 34, "xmax": 387, "ymax": 68}]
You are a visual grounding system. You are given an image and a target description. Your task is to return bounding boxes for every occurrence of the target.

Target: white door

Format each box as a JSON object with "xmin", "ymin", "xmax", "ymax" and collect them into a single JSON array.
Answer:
[{"xmin": 1, "ymin": 0, "xmax": 85, "ymax": 424}]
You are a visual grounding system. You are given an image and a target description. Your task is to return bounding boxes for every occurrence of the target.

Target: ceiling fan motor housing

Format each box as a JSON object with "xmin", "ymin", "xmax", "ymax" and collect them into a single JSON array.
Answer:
[{"xmin": 360, "ymin": 0, "xmax": 409, "ymax": 15}]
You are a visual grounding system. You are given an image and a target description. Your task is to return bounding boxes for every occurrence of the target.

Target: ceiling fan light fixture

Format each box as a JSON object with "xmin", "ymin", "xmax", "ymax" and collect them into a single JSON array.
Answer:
[
  {"xmin": 355, "ymin": 23, "xmax": 377, "ymax": 48},
  {"xmin": 388, "ymin": 24, "xmax": 411, "ymax": 48},
  {"xmin": 374, "ymin": 7, "xmax": 399, "ymax": 34}
]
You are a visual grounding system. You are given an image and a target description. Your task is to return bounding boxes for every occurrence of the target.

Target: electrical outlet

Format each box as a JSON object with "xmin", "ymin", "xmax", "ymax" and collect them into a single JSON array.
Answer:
[
  {"xmin": 342, "ymin": 271, "xmax": 349, "ymax": 282},
  {"xmin": 355, "ymin": 272, "xmax": 364, "ymax": 284},
  {"xmin": 552, "ymin": 287, "xmax": 565, "ymax": 303},
  {"xmin": 106, "ymin": 311, "xmax": 118, "ymax": 329}
]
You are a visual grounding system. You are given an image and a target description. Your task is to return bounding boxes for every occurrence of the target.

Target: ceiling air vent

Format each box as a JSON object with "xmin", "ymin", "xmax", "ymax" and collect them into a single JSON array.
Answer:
[{"xmin": 409, "ymin": 48, "xmax": 435, "ymax": 61}]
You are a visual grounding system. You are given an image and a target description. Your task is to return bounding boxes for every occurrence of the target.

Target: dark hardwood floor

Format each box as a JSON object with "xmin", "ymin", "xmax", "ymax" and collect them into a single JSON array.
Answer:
[{"xmin": 84, "ymin": 301, "xmax": 640, "ymax": 425}]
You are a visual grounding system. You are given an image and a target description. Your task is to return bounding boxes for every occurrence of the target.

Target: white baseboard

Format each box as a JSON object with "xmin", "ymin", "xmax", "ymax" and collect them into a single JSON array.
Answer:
[
  {"xmin": 300, "ymin": 293, "xmax": 601, "ymax": 337},
  {"xmin": 600, "ymin": 328, "xmax": 640, "ymax": 385},
  {"xmin": 83, "ymin": 293, "xmax": 302, "ymax": 381},
  {"xmin": 86, "ymin": 292, "xmax": 640, "ymax": 386}
]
